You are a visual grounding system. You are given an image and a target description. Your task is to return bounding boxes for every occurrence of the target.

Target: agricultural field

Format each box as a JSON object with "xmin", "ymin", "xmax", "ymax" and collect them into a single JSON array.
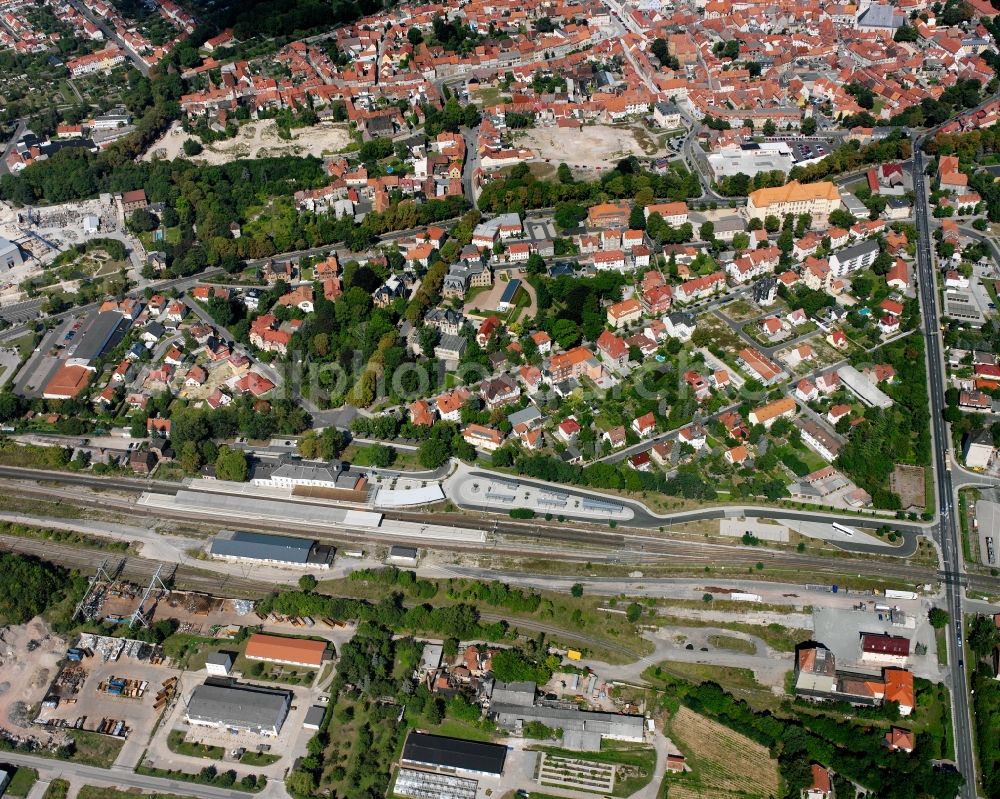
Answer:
[{"xmin": 665, "ymin": 705, "xmax": 780, "ymax": 799}]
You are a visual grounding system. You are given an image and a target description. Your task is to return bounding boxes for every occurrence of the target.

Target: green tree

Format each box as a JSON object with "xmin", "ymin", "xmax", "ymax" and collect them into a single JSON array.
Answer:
[
  {"xmin": 368, "ymin": 443, "xmax": 395, "ymax": 468},
  {"xmin": 318, "ymin": 427, "xmax": 346, "ymax": 460},
  {"xmin": 179, "ymin": 440, "xmax": 203, "ymax": 473},
  {"xmin": 299, "ymin": 574, "xmax": 317, "ymax": 592},
  {"xmin": 419, "ymin": 437, "xmax": 449, "ymax": 469},
  {"xmin": 570, "ymin": 583, "xmax": 584, "ymax": 597},
  {"xmin": 629, "ymin": 204, "xmax": 646, "ymax": 230},
  {"xmin": 625, "ymin": 602, "xmax": 642, "ymax": 623},
  {"xmin": 650, "ymin": 37, "xmax": 670, "ymax": 65},
  {"xmin": 552, "ymin": 318, "xmax": 581, "ymax": 349},
  {"xmin": 215, "ymin": 447, "xmax": 248, "ymax": 482},
  {"xmin": 928, "ymin": 607, "xmax": 949, "ymax": 629},
  {"xmin": 968, "ymin": 614, "xmax": 1000, "ymax": 657}
]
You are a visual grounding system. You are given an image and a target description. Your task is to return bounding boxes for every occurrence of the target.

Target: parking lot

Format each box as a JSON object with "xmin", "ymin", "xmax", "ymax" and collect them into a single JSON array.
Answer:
[
  {"xmin": 812, "ymin": 603, "xmax": 940, "ymax": 680},
  {"xmin": 0, "ymin": 298, "xmax": 44, "ymax": 324},
  {"xmin": 452, "ymin": 472, "xmax": 634, "ymax": 522},
  {"xmin": 9, "ymin": 316, "xmax": 77, "ymax": 398},
  {"xmin": 0, "ymin": 346, "xmax": 20, "ymax": 388}
]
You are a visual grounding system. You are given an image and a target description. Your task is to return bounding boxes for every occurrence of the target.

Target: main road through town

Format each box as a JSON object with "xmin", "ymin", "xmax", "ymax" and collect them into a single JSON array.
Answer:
[{"xmin": 912, "ymin": 138, "xmax": 978, "ymax": 798}]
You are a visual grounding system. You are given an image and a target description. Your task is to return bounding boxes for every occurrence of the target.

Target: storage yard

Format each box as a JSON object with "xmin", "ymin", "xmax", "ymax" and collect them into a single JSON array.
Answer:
[{"xmin": 35, "ymin": 636, "xmax": 182, "ymax": 743}]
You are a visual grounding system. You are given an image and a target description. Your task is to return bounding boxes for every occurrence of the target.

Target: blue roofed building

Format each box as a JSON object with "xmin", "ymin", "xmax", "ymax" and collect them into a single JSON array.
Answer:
[{"xmin": 209, "ymin": 530, "xmax": 334, "ymax": 568}]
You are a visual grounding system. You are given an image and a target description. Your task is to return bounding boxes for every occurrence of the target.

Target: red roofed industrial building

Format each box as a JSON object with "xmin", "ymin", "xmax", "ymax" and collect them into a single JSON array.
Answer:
[
  {"xmin": 861, "ymin": 633, "xmax": 910, "ymax": 666},
  {"xmin": 245, "ymin": 633, "xmax": 328, "ymax": 668},
  {"xmin": 43, "ymin": 364, "xmax": 93, "ymax": 400}
]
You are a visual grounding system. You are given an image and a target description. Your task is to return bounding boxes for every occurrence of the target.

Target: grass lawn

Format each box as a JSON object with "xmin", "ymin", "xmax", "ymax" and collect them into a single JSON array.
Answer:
[
  {"xmin": 66, "ymin": 729, "xmax": 125, "ymax": 768},
  {"xmin": 645, "ymin": 662, "xmax": 786, "ymax": 712},
  {"xmin": 911, "ymin": 678, "xmax": 954, "ymax": 760},
  {"xmin": 935, "ymin": 626, "xmax": 948, "ymax": 667},
  {"xmin": 41, "ymin": 779, "xmax": 69, "ymax": 799},
  {"xmin": 167, "ymin": 729, "xmax": 225, "ymax": 760},
  {"xmin": 420, "ymin": 717, "xmax": 496, "ymax": 743},
  {"xmin": 473, "ymin": 86, "xmax": 508, "ymax": 106},
  {"xmin": 78, "ymin": 788, "xmax": 200, "ymax": 799},
  {"xmin": 695, "ymin": 317, "xmax": 746, "ymax": 362},
  {"xmin": 240, "ymin": 751, "xmax": 280, "ymax": 766},
  {"xmin": 343, "ymin": 443, "xmax": 423, "ymax": 471},
  {"xmin": 161, "ymin": 632, "xmax": 225, "ymax": 671},
  {"xmin": 463, "ymin": 284, "xmax": 491, "ymax": 305},
  {"xmin": 236, "ymin": 654, "xmax": 316, "ymax": 686},
  {"xmin": 5, "ymin": 767, "xmax": 38, "ymax": 798},
  {"xmin": 958, "ymin": 488, "xmax": 977, "ymax": 563},
  {"xmin": 707, "ymin": 634, "xmax": 757, "ymax": 654},
  {"xmin": 9, "ymin": 332, "xmax": 39, "ymax": 361}
]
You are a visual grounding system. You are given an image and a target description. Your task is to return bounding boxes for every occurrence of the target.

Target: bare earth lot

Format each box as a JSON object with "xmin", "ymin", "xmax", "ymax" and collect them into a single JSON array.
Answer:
[
  {"xmin": 144, "ymin": 120, "xmax": 353, "ymax": 164},
  {"xmin": 0, "ymin": 617, "xmax": 66, "ymax": 733},
  {"xmin": 518, "ymin": 124, "xmax": 653, "ymax": 176}
]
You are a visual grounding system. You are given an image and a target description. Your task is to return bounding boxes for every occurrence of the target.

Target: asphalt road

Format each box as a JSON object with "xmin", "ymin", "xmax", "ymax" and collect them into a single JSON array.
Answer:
[
  {"xmin": 912, "ymin": 140, "xmax": 978, "ymax": 798},
  {"xmin": 0, "ymin": 750, "xmax": 282, "ymax": 799}
]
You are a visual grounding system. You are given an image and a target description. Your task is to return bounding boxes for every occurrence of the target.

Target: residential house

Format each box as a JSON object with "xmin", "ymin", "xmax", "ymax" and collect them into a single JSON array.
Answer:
[
  {"xmin": 748, "ymin": 396, "xmax": 796, "ymax": 428},
  {"xmin": 481, "ymin": 375, "xmax": 520, "ymax": 409},
  {"xmin": 530, "ymin": 331, "xmax": 552, "ymax": 355},
  {"xmin": 607, "ymin": 298, "xmax": 642, "ymax": 329},
  {"xmin": 632, "ymin": 412, "xmax": 656, "ymax": 438},
  {"xmin": 549, "ymin": 347, "xmax": 601, "ymax": 382},
  {"xmin": 603, "ymin": 426, "xmax": 627, "ymax": 449},
  {"xmin": 597, "ymin": 330, "xmax": 629, "ymax": 369},
  {"xmin": 436, "ymin": 388, "xmax": 471, "ymax": 422},
  {"xmin": 463, "ymin": 423, "xmax": 504, "ymax": 452}
]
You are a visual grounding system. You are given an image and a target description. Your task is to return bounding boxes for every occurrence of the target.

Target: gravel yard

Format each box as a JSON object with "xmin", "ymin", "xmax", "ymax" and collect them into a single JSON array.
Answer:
[
  {"xmin": 517, "ymin": 124, "xmax": 654, "ymax": 176},
  {"xmin": 144, "ymin": 120, "xmax": 353, "ymax": 164}
]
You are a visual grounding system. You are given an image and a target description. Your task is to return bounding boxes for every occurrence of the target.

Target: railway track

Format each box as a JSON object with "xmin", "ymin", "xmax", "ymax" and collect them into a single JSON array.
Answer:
[
  {"xmin": 0, "ymin": 533, "xmax": 275, "ymax": 596},
  {"xmin": 2, "ymin": 466, "xmax": 997, "ymax": 594}
]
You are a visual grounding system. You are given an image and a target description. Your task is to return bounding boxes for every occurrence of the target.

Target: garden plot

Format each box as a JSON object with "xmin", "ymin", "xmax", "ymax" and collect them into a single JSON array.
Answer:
[{"xmin": 538, "ymin": 753, "xmax": 615, "ymax": 793}]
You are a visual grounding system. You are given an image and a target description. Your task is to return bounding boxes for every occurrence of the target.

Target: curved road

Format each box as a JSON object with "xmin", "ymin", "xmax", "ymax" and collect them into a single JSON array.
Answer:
[{"xmin": 462, "ymin": 468, "xmax": 925, "ymax": 556}]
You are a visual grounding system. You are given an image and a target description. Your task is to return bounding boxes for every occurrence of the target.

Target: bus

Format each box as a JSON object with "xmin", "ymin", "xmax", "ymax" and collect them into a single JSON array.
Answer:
[{"xmin": 832, "ymin": 522, "xmax": 856, "ymax": 537}]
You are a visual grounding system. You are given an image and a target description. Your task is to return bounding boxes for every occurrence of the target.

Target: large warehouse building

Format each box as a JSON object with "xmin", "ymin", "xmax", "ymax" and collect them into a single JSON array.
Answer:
[
  {"xmin": 244, "ymin": 634, "xmax": 329, "ymax": 668},
  {"xmin": 401, "ymin": 732, "xmax": 507, "ymax": 777},
  {"xmin": 208, "ymin": 530, "xmax": 334, "ymax": 568},
  {"xmin": 185, "ymin": 679, "xmax": 291, "ymax": 736}
]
